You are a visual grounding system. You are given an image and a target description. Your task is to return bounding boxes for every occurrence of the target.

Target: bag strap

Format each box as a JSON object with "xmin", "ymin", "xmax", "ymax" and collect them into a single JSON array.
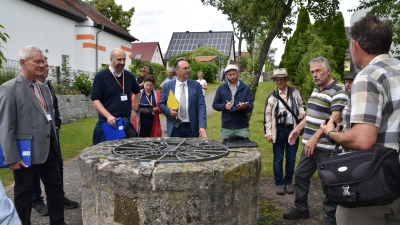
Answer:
[
  {"xmin": 273, "ymin": 91, "xmax": 300, "ymax": 124},
  {"xmin": 330, "ymin": 144, "xmax": 341, "ymax": 157}
]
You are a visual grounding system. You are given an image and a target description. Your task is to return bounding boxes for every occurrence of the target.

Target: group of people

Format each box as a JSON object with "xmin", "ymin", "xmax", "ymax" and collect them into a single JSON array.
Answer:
[
  {"xmin": 91, "ymin": 53, "xmax": 252, "ymax": 142},
  {"xmin": 0, "ymin": 14, "xmax": 399, "ymax": 225},
  {"xmin": 0, "ymin": 47, "xmax": 76, "ymax": 224},
  {"xmin": 263, "ymin": 14, "xmax": 400, "ymax": 225}
]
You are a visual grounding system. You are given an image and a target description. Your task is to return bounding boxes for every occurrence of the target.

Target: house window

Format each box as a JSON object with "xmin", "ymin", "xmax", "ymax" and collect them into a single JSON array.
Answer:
[
  {"xmin": 61, "ymin": 55, "xmax": 69, "ymax": 72},
  {"xmin": 134, "ymin": 54, "xmax": 142, "ymax": 60}
]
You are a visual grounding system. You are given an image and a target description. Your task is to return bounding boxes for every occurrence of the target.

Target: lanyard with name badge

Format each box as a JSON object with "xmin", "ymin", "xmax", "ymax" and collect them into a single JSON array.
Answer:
[
  {"xmin": 110, "ymin": 69, "xmax": 127, "ymax": 101},
  {"xmin": 31, "ymin": 82, "xmax": 52, "ymax": 121}
]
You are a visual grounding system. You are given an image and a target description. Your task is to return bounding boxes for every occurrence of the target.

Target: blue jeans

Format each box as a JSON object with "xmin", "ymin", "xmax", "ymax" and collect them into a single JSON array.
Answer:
[
  {"xmin": 171, "ymin": 123, "xmax": 194, "ymax": 137},
  {"xmin": 273, "ymin": 126, "xmax": 299, "ymax": 186}
]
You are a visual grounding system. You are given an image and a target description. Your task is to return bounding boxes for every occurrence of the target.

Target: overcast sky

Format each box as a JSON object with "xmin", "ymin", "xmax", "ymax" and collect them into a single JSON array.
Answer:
[{"xmin": 115, "ymin": 0, "xmax": 361, "ymax": 65}]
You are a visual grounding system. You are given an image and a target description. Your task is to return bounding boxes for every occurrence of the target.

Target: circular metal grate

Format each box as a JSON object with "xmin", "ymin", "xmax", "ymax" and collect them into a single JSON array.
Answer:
[{"xmin": 112, "ymin": 139, "xmax": 229, "ymax": 164}]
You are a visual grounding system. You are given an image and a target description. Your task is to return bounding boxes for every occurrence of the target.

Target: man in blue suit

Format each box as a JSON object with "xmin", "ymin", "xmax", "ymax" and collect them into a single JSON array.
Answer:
[{"xmin": 159, "ymin": 58, "xmax": 207, "ymax": 138}]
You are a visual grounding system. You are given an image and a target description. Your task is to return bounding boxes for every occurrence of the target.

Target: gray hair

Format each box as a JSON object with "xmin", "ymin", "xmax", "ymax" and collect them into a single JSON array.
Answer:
[
  {"xmin": 309, "ymin": 57, "xmax": 331, "ymax": 71},
  {"xmin": 19, "ymin": 46, "xmax": 42, "ymax": 61}
]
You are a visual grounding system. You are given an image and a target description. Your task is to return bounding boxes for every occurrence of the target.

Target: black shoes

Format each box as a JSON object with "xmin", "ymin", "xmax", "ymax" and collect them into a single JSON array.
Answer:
[
  {"xmin": 283, "ymin": 207, "xmax": 310, "ymax": 220},
  {"xmin": 32, "ymin": 201, "xmax": 49, "ymax": 216},
  {"xmin": 319, "ymin": 217, "xmax": 337, "ymax": 225},
  {"xmin": 64, "ymin": 197, "xmax": 79, "ymax": 209}
]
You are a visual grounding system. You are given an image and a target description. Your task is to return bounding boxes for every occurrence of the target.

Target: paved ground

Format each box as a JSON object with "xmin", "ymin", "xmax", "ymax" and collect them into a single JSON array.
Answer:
[{"xmin": 5, "ymin": 89, "xmax": 326, "ymax": 225}]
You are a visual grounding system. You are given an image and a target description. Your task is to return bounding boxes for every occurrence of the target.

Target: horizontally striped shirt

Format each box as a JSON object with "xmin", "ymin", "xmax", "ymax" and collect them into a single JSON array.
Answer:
[
  {"xmin": 302, "ymin": 79, "xmax": 348, "ymax": 151},
  {"xmin": 343, "ymin": 54, "xmax": 400, "ymax": 151}
]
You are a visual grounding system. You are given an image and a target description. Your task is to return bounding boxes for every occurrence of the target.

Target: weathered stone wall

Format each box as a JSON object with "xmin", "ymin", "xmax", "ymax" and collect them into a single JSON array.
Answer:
[
  {"xmin": 57, "ymin": 94, "xmax": 97, "ymax": 124},
  {"xmin": 79, "ymin": 138, "xmax": 261, "ymax": 225}
]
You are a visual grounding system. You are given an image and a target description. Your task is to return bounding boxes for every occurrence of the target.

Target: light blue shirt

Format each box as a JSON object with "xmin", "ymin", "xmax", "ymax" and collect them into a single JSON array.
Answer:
[
  {"xmin": 162, "ymin": 76, "xmax": 176, "ymax": 84},
  {"xmin": 0, "ymin": 180, "xmax": 22, "ymax": 224}
]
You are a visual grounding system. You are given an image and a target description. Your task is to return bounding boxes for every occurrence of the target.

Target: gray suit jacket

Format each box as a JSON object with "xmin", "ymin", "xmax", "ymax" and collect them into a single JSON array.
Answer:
[{"xmin": 0, "ymin": 75, "xmax": 57, "ymax": 165}]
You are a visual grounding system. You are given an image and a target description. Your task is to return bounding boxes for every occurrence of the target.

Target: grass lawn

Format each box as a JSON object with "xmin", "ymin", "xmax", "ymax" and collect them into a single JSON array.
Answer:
[
  {"xmin": 0, "ymin": 117, "xmax": 97, "ymax": 187},
  {"xmin": 207, "ymin": 81, "xmax": 305, "ymax": 177}
]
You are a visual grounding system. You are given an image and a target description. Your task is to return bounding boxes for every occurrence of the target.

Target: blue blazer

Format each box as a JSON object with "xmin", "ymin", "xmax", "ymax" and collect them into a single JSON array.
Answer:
[{"xmin": 159, "ymin": 79, "xmax": 207, "ymax": 137}]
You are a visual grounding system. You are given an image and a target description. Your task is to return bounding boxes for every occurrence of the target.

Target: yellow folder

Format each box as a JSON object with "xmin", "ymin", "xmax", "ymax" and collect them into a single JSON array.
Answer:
[{"xmin": 167, "ymin": 90, "xmax": 179, "ymax": 109}]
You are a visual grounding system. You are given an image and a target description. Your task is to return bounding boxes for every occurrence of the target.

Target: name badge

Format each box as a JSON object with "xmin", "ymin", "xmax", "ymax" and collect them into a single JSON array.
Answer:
[
  {"xmin": 121, "ymin": 94, "xmax": 128, "ymax": 101},
  {"xmin": 46, "ymin": 114, "xmax": 52, "ymax": 121}
]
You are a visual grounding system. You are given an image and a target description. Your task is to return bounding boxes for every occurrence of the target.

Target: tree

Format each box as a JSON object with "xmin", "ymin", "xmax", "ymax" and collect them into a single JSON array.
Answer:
[
  {"xmin": 350, "ymin": 0, "xmax": 400, "ymax": 55},
  {"xmin": 314, "ymin": 12, "xmax": 348, "ymax": 76},
  {"xmin": 85, "ymin": 0, "xmax": 135, "ymax": 32},
  {"xmin": 280, "ymin": 7, "xmax": 311, "ymax": 83},
  {"xmin": 0, "ymin": 24, "xmax": 9, "ymax": 69},
  {"xmin": 202, "ymin": 0, "xmax": 341, "ymax": 99}
]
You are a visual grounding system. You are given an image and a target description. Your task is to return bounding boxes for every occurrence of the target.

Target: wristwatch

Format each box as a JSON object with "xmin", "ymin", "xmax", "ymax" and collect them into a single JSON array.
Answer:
[{"xmin": 327, "ymin": 130, "xmax": 336, "ymax": 143}]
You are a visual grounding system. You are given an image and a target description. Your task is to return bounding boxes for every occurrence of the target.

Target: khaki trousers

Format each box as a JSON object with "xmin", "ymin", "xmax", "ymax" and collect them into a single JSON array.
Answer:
[{"xmin": 336, "ymin": 197, "xmax": 400, "ymax": 225}]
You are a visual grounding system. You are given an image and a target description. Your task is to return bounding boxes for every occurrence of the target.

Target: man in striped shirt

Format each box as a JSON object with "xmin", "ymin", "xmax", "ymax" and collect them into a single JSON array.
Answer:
[
  {"xmin": 283, "ymin": 57, "xmax": 348, "ymax": 225},
  {"xmin": 321, "ymin": 15, "xmax": 400, "ymax": 225}
]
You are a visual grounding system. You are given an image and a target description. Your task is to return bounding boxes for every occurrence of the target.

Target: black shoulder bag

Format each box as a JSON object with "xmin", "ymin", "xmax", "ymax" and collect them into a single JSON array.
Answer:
[{"xmin": 317, "ymin": 145, "xmax": 400, "ymax": 207}]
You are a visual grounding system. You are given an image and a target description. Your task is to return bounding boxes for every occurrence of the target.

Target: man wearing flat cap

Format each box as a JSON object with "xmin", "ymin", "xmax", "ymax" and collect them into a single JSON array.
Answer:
[
  {"xmin": 264, "ymin": 68, "xmax": 306, "ymax": 195},
  {"xmin": 212, "ymin": 64, "xmax": 254, "ymax": 140},
  {"xmin": 343, "ymin": 71, "xmax": 357, "ymax": 93}
]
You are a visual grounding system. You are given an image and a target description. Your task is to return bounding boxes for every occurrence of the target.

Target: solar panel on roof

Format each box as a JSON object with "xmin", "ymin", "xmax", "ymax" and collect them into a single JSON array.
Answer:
[{"xmin": 165, "ymin": 31, "xmax": 234, "ymax": 60}]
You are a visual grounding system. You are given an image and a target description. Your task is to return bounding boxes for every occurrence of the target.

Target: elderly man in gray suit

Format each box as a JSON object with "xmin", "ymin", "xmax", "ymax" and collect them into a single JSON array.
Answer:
[{"xmin": 0, "ymin": 46, "xmax": 67, "ymax": 225}]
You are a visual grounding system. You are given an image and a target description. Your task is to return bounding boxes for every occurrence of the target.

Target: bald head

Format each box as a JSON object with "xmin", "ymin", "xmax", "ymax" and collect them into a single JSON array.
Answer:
[{"xmin": 110, "ymin": 48, "xmax": 126, "ymax": 73}]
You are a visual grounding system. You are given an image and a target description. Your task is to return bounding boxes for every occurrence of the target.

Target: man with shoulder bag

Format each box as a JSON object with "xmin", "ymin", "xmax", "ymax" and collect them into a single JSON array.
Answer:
[
  {"xmin": 282, "ymin": 57, "xmax": 348, "ymax": 225},
  {"xmin": 264, "ymin": 68, "xmax": 306, "ymax": 195},
  {"xmin": 321, "ymin": 15, "xmax": 400, "ymax": 225}
]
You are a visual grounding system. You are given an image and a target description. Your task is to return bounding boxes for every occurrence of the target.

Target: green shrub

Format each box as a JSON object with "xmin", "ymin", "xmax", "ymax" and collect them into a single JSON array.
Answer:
[
  {"xmin": 0, "ymin": 69, "xmax": 17, "ymax": 84},
  {"xmin": 189, "ymin": 61, "xmax": 217, "ymax": 83},
  {"xmin": 73, "ymin": 72, "xmax": 93, "ymax": 95}
]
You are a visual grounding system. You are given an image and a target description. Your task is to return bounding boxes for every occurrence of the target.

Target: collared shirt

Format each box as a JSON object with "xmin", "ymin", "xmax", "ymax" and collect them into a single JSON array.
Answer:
[
  {"xmin": 302, "ymin": 79, "xmax": 348, "ymax": 151},
  {"xmin": 109, "ymin": 66, "xmax": 122, "ymax": 77},
  {"xmin": 174, "ymin": 80, "xmax": 189, "ymax": 122},
  {"xmin": 19, "ymin": 74, "xmax": 49, "ymax": 114},
  {"xmin": 344, "ymin": 54, "xmax": 400, "ymax": 151}
]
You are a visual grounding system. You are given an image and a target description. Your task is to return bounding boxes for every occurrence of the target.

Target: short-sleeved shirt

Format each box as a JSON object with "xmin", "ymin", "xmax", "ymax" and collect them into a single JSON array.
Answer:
[
  {"xmin": 343, "ymin": 54, "xmax": 400, "ymax": 150},
  {"xmin": 302, "ymin": 79, "xmax": 348, "ymax": 151},
  {"xmin": 196, "ymin": 79, "xmax": 207, "ymax": 96}
]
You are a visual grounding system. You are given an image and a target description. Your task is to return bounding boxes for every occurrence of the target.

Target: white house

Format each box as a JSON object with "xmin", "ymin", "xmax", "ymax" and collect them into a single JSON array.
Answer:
[
  {"xmin": 0, "ymin": 0, "xmax": 138, "ymax": 73},
  {"xmin": 131, "ymin": 42, "xmax": 165, "ymax": 67}
]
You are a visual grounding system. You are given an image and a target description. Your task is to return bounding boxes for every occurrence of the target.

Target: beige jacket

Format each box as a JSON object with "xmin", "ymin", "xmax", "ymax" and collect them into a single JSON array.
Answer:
[{"xmin": 264, "ymin": 87, "xmax": 306, "ymax": 143}]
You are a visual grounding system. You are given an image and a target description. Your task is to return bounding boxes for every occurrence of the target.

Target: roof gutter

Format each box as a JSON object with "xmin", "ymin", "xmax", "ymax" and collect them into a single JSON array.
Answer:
[{"xmin": 96, "ymin": 23, "xmax": 105, "ymax": 73}]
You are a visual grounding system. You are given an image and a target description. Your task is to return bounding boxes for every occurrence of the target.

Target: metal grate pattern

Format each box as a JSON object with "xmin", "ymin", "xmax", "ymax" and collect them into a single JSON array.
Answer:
[{"xmin": 113, "ymin": 139, "xmax": 229, "ymax": 164}]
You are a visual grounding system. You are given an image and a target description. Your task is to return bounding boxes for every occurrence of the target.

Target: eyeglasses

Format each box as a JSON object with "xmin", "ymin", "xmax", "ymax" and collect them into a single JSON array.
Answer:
[{"xmin": 179, "ymin": 67, "xmax": 191, "ymax": 71}]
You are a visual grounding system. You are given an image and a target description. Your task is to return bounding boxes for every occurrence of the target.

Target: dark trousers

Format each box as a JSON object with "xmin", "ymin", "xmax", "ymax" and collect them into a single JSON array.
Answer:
[
  {"xmin": 171, "ymin": 123, "xmax": 194, "ymax": 137},
  {"xmin": 32, "ymin": 129, "xmax": 64, "ymax": 204},
  {"xmin": 294, "ymin": 149, "xmax": 337, "ymax": 221},
  {"xmin": 14, "ymin": 130, "xmax": 64, "ymax": 225},
  {"xmin": 273, "ymin": 125, "xmax": 299, "ymax": 185},
  {"xmin": 139, "ymin": 124, "xmax": 152, "ymax": 137}
]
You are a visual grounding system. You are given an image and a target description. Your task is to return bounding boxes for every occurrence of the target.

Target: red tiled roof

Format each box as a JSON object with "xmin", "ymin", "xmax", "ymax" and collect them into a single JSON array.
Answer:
[
  {"xmin": 194, "ymin": 56, "xmax": 217, "ymax": 62},
  {"xmin": 25, "ymin": 0, "xmax": 137, "ymax": 42},
  {"xmin": 131, "ymin": 42, "xmax": 164, "ymax": 66}
]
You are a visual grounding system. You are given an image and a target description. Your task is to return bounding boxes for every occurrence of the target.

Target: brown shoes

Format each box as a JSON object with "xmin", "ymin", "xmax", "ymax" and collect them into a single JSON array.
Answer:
[
  {"xmin": 276, "ymin": 185, "xmax": 285, "ymax": 195},
  {"xmin": 284, "ymin": 184, "xmax": 294, "ymax": 194}
]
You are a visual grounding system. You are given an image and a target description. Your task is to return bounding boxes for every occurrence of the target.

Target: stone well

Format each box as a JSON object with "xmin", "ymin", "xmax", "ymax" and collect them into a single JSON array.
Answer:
[{"xmin": 79, "ymin": 138, "xmax": 261, "ymax": 225}]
